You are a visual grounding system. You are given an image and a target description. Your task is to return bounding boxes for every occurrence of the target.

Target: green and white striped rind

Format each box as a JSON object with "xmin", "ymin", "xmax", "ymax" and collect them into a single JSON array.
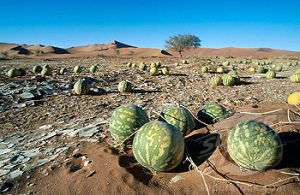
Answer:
[
  {"xmin": 118, "ymin": 81, "xmax": 132, "ymax": 93},
  {"xmin": 201, "ymin": 66, "xmax": 209, "ymax": 73},
  {"xmin": 7, "ymin": 68, "xmax": 21, "ymax": 77},
  {"xmin": 273, "ymin": 65, "xmax": 282, "ymax": 72},
  {"xmin": 227, "ymin": 120, "xmax": 283, "ymax": 171},
  {"xmin": 133, "ymin": 121, "xmax": 185, "ymax": 172},
  {"xmin": 109, "ymin": 104, "xmax": 149, "ymax": 144},
  {"xmin": 256, "ymin": 66, "xmax": 267, "ymax": 73},
  {"xmin": 74, "ymin": 79, "xmax": 90, "ymax": 95},
  {"xmin": 74, "ymin": 65, "xmax": 83, "ymax": 74},
  {"xmin": 149, "ymin": 67, "xmax": 157, "ymax": 76},
  {"xmin": 222, "ymin": 75, "xmax": 235, "ymax": 86},
  {"xmin": 139, "ymin": 63, "xmax": 147, "ymax": 71},
  {"xmin": 198, "ymin": 103, "xmax": 228, "ymax": 122},
  {"xmin": 290, "ymin": 73, "xmax": 300, "ymax": 83},
  {"xmin": 90, "ymin": 65, "xmax": 97, "ymax": 73},
  {"xmin": 266, "ymin": 71, "xmax": 276, "ymax": 79},
  {"xmin": 210, "ymin": 76, "xmax": 222, "ymax": 86},
  {"xmin": 32, "ymin": 65, "xmax": 42, "ymax": 74},
  {"xmin": 41, "ymin": 68, "xmax": 51, "ymax": 76},
  {"xmin": 161, "ymin": 105, "xmax": 196, "ymax": 135},
  {"xmin": 161, "ymin": 67, "xmax": 169, "ymax": 75}
]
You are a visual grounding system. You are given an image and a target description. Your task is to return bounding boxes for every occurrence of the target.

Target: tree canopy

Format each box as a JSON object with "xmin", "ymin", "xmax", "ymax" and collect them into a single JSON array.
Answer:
[{"xmin": 165, "ymin": 34, "xmax": 201, "ymax": 57}]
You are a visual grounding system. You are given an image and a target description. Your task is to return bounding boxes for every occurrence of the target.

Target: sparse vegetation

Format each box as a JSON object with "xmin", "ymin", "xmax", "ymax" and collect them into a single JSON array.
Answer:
[{"xmin": 165, "ymin": 34, "xmax": 201, "ymax": 57}]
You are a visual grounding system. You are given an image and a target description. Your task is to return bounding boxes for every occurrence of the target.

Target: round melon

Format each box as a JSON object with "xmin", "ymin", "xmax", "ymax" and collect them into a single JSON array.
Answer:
[
  {"xmin": 7, "ymin": 68, "xmax": 21, "ymax": 78},
  {"xmin": 73, "ymin": 79, "xmax": 90, "ymax": 95},
  {"xmin": 109, "ymin": 104, "xmax": 149, "ymax": 144},
  {"xmin": 216, "ymin": 66, "xmax": 225, "ymax": 74},
  {"xmin": 90, "ymin": 64, "xmax": 97, "ymax": 73},
  {"xmin": 227, "ymin": 120, "xmax": 283, "ymax": 171},
  {"xmin": 132, "ymin": 121, "xmax": 185, "ymax": 172},
  {"xmin": 287, "ymin": 92, "xmax": 300, "ymax": 105},
  {"xmin": 201, "ymin": 66, "xmax": 209, "ymax": 73},
  {"xmin": 248, "ymin": 67, "xmax": 256, "ymax": 73},
  {"xmin": 127, "ymin": 62, "xmax": 132, "ymax": 68},
  {"xmin": 222, "ymin": 61, "xmax": 230, "ymax": 66},
  {"xmin": 222, "ymin": 75, "xmax": 235, "ymax": 86},
  {"xmin": 160, "ymin": 105, "xmax": 196, "ymax": 135},
  {"xmin": 41, "ymin": 67, "xmax": 51, "ymax": 76},
  {"xmin": 290, "ymin": 73, "xmax": 300, "ymax": 83},
  {"xmin": 150, "ymin": 63, "xmax": 156, "ymax": 69},
  {"xmin": 149, "ymin": 67, "xmax": 157, "ymax": 76},
  {"xmin": 266, "ymin": 71, "xmax": 276, "ymax": 79},
  {"xmin": 139, "ymin": 63, "xmax": 146, "ymax": 71},
  {"xmin": 274, "ymin": 65, "xmax": 282, "ymax": 72},
  {"xmin": 74, "ymin": 65, "xmax": 83, "ymax": 74},
  {"xmin": 161, "ymin": 67, "xmax": 169, "ymax": 75},
  {"xmin": 256, "ymin": 66, "xmax": 267, "ymax": 73},
  {"xmin": 210, "ymin": 75, "xmax": 222, "ymax": 86},
  {"xmin": 32, "ymin": 65, "xmax": 42, "ymax": 74},
  {"xmin": 197, "ymin": 103, "xmax": 228, "ymax": 124},
  {"xmin": 118, "ymin": 81, "xmax": 132, "ymax": 93}
]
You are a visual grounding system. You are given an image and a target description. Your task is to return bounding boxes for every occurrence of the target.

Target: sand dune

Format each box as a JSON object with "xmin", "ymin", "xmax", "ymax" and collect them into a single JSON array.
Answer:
[
  {"xmin": 176, "ymin": 47, "xmax": 300, "ymax": 58},
  {"xmin": 1, "ymin": 41, "xmax": 300, "ymax": 58}
]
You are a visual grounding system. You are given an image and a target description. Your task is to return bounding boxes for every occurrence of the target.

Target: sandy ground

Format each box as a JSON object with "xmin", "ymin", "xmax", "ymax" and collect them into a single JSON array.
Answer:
[{"xmin": 0, "ymin": 56, "xmax": 299, "ymax": 194}]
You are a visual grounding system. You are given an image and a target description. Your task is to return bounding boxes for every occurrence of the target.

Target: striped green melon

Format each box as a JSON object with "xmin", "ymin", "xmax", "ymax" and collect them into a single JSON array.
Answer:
[
  {"xmin": 266, "ymin": 71, "xmax": 276, "ymax": 79},
  {"xmin": 109, "ymin": 104, "xmax": 149, "ymax": 144},
  {"xmin": 290, "ymin": 73, "xmax": 300, "ymax": 83},
  {"xmin": 161, "ymin": 67, "xmax": 169, "ymax": 75},
  {"xmin": 73, "ymin": 79, "xmax": 90, "ymax": 95},
  {"xmin": 256, "ymin": 66, "xmax": 267, "ymax": 73},
  {"xmin": 132, "ymin": 121, "xmax": 185, "ymax": 172},
  {"xmin": 41, "ymin": 67, "xmax": 51, "ymax": 76},
  {"xmin": 216, "ymin": 66, "xmax": 225, "ymax": 73},
  {"xmin": 127, "ymin": 62, "xmax": 132, "ymax": 68},
  {"xmin": 210, "ymin": 75, "xmax": 222, "ymax": 86},
  {"xmin": 222, "ymin": 75, "xmax": 235, "ymax": 86},
  {"xmin": 32, "ymin": 65, "xmax": 42, "ymax": 74},
  {"xmin": 160, "ymin": 105, "xmax": 196, "ymax": 135},
  {"xmin": 90, "ymin": 64, "xmax": 97, "ymax": 73},
  {"xmin": 222, "ymin": 61, "xmax": 230, "ymax": 66},
  {"xmin": 74, "ymin": 65, "xmax": 83, "ymax": 74},
  {"xmin": 273, "ymin": 65, "xmax": 282, "ymax": 72},
  {"xmin": 139, "ymin": 63, "xmax": 147, "ymax": 71},
  {"xmin": 248, "ymin": 67, "xmax": 256, "ymax": 73},
  {"xmin": 201, "ymin": 66, "xmax": 209, "ymax": 73},
  {"xmin": 228, "ymin": 70, "xmax": 240, "ymax": 83},
  {"xmin": 182, "ymin": 60, "xmax": 188, "ymax": 64},
  {"xmin": 227, "ymin": 120, "xmax": 283, "ymax": 171},
  {"xmin": 59, "ymin": 67, "xmax": 67, "ymax": 75},
  {"xmin": 197, "ymin": 103, "xmax": 228, "ymax": 124},
  {"xmin": 155, "ymin": 62, "xmax": 162, "ymax": 68},
  {"xmin": 118, "ymin": 81, "xmax": 132, "ymax": 93},
  {"xmin": 149, "ymin": 67, "xmax": 157, "ymax": 76},
  {"xmin": 150, "ymin": 63, "xmax": 157, "ymax": 69},
  {"xmin": 131, "ymin": 63, "xmax": 137, "ymax": 68},
  {"xmin": 17, "ymin": 68, "xmax": 26, "ymax": 76},
  {"xmin": 7, "ymin": 68, "xmax": 21, "ymax": 78}
]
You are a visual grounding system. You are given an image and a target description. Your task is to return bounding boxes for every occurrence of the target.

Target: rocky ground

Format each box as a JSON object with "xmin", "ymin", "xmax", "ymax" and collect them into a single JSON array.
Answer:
[{"xmin": 0, "ymin": 56, "xmax": 299, "ymax": 194}]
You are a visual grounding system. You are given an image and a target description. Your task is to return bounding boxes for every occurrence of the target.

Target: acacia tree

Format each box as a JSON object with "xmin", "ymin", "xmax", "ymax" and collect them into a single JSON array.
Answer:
[{"xmin": 165, "ymin": 34, "xmax": 201, "ymax": 57}]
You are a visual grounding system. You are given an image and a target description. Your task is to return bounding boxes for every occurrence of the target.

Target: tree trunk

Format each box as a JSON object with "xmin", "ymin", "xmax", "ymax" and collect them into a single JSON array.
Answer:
[{"xmin": 179, "ymin": 51, "xmax": 182, "ymax": 58}]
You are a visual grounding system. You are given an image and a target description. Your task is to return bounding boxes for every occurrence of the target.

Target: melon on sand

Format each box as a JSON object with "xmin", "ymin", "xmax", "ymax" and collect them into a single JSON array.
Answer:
[
  {"xmin": 73, "ymin": 79, "xmax": 91, "ymax": 95},
  {"xmin": 109, "ymin": 104, "xmax": 149, "ymax": 144},
  {"xmin": 227, "ymin": 120, "xmax": 283, "ymax": 171},
  {"xmin": 132, "ymin": 121, "xmax": 185, "ymax": 172},
  {"xmin": 210, "ymin": 75, "xmax": 222, "ymax": 87},
  {"xmin": 197, "ymin": 103, "xmax": 229, "ymax": 124},
  {"xmin": 160, "ymin": 104, "xmax": 196, "ymax": 136},
  {"xmin": 287, "ymin": 92, "xmax": 300, "ymax": 105},
  {"xmin": 118, "ymin": 81, "xmax": 133, "ymax": 93}
]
